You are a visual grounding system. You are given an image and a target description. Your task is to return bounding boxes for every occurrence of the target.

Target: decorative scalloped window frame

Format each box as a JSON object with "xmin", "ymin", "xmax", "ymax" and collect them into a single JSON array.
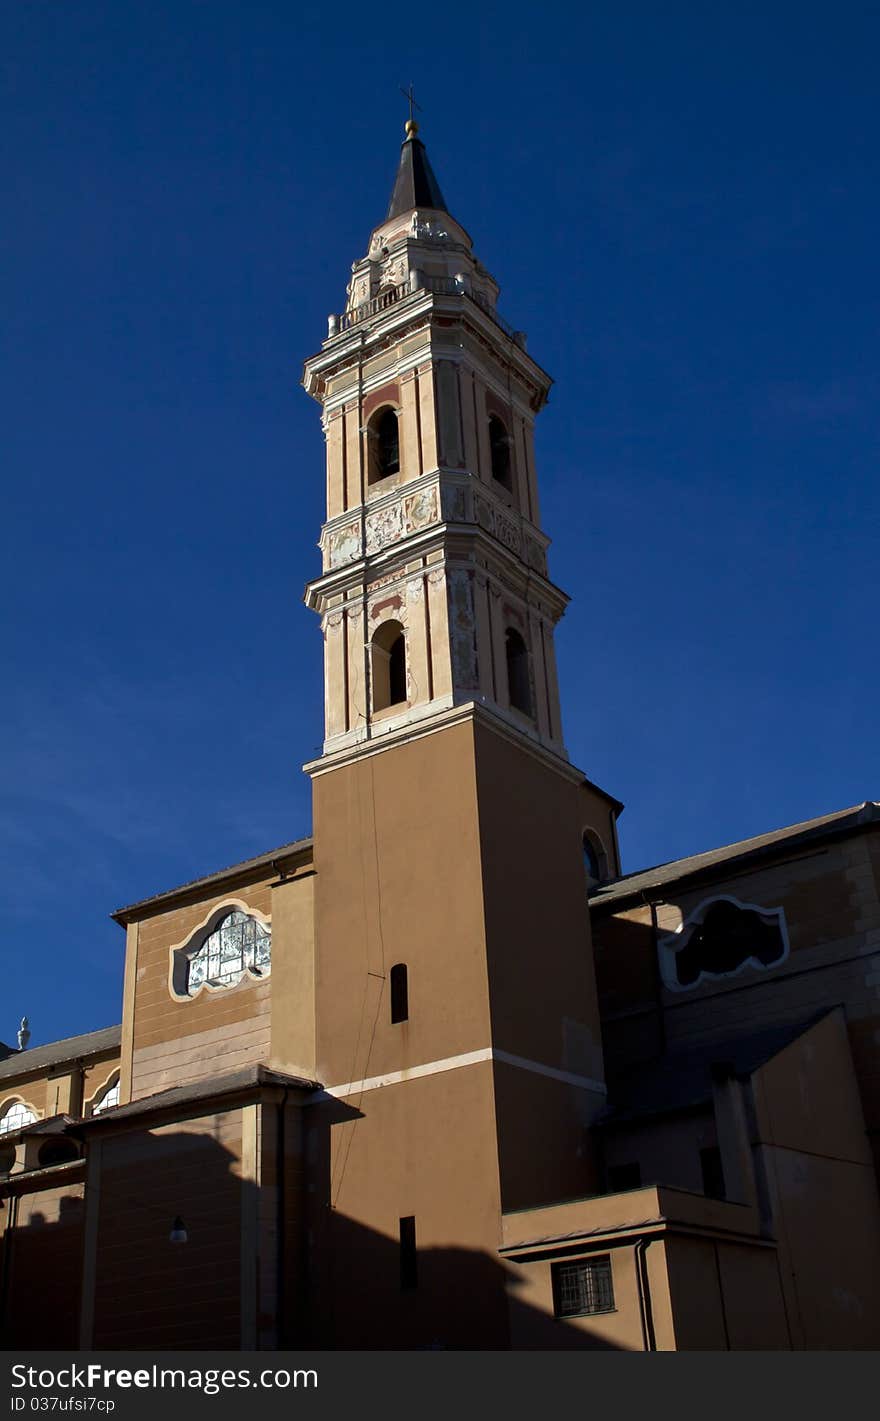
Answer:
[
  {"xmin": 0, "ymin": 1096, "xmax": 39, "ymax": 1136},
  {"xmin": 657, "ymin": 894, "xmax": 789, "ymax": 993},
  {"xmin": 168, "ymin": 898, "xmax": 272, "ymax": 1003},
  {"xmin": 85, "ymin": 1068, "xmax": 121, "ymax": 1117}
]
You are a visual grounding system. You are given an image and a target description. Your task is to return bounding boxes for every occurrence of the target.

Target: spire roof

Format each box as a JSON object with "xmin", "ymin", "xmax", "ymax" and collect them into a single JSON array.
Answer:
[{"xmin": 385, "ymin": 120, "xmax": 448, "ymax": 221}]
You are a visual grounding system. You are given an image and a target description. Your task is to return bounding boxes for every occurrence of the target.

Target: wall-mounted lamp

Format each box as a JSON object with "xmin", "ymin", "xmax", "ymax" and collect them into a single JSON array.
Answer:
[{"xmin": 169, "ymin": 1216, "xmax": 188, "ymax": 1244}]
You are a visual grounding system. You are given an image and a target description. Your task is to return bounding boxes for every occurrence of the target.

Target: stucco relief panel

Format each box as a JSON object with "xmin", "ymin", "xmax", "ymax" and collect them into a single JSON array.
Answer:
[
  {"xmin": 441, "ymin": 483, "xmax": 469, "ymax": 523},
  {"xmin": 326, "ymin": 521, "xmax": 361, "ymax": 569},
  {"xmin": 495, "ymin": 512, "xmax": 522, "ymax": 555},
  {"xmin": 365, "ymin": 501, "xmax": 404, "ymax": 554},
  {"xmin": 525, "ymin": 537, "xmax": 548, "ymax": 575},
  {"xmin": 403, "ymin": 486, "xmax": 439, "ymax": 534},
  {"xmin": 475, "ymin": 496, "xmax": 495, "ymax": 536}
]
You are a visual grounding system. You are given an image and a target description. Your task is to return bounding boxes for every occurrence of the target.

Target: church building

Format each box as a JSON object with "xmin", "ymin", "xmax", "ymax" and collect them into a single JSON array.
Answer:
[{"xmin": 2, "ymin": 120, "xmax": 880, "ymax": 1351}]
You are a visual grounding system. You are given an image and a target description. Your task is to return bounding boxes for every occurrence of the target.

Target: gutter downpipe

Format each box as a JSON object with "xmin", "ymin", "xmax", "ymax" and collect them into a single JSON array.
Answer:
[
  {"xmin": 276, "ymin": 1088, "xmax": 290, "ymax": 1348},
  {"xmin": 635, "ymin": 1237, "xmax": 656, "ymax": 1351}
]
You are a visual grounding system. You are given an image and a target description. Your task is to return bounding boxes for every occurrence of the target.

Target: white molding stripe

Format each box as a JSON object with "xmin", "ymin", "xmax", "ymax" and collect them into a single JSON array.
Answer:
[
  {"xmin": 323, "ymin": 1048, "xmax": 606, "ymax": 1101},
  {"xmin": 493, "ymin": 1050, "xmax": 606, "ymax": 1095}
]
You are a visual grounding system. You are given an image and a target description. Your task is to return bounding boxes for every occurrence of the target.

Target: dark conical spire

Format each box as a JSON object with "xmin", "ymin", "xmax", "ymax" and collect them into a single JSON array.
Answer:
[{"xmin": 385, "ymin": 120, "xmax": 448, "ymax": 220}]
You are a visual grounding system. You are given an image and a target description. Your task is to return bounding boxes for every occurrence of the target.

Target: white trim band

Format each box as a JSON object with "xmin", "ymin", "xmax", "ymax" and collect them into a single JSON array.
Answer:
[{"xmin": 324, "ymin": 1048, "xmax": 606, "ymax": 1101}]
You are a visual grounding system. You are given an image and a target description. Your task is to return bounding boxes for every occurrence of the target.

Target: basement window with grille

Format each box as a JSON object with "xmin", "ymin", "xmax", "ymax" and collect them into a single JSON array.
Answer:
[{"xmin": 552, "ymin": 1255, "xmax": 615, "ymax": 1318}]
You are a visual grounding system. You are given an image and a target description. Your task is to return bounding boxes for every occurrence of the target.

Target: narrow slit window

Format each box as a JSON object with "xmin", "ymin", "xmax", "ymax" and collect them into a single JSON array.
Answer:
[
  {"xmin": 390, "ymin": 963, "xmax": 409, "ymax": 1024},
  {"xmin": 700, "ymin": 1146, "xmax": 726, "ymax": 1200},
  {"xmin": 400, "ymin": 1215, "xmax": 418, "ymax": 1290}
]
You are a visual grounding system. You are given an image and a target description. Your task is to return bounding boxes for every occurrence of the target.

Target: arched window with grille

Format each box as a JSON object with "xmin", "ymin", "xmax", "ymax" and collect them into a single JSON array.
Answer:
[
  {"xmin": 371, "ymin": 620, "xmax": 407, "ymax": 712},
  {"xmin": 368, "ymin": 406, "xmax": 401, "ymax": 484}
]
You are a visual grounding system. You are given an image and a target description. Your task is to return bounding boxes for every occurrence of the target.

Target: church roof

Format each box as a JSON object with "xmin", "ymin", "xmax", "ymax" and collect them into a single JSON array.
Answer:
[
  {"xmin": 386, "ymin": 121, "xmax": 448, "ymax": 220},
  {"xmin": 590, "ymin": 800, "xmax": 879, "ymax": 910},
  {"xmin": 0, "ymin": 1024, "xmax": 121, "ymax": 1083}
]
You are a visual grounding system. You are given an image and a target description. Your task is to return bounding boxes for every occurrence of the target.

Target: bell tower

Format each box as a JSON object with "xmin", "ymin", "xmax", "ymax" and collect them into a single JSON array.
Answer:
[
  {"xmin": 303, "ymin": 117, "xmax": 566, "ymax": 764},
  {"xmin": 300, "ymin": 121, "xmax": 623, "ymax": 1347}
]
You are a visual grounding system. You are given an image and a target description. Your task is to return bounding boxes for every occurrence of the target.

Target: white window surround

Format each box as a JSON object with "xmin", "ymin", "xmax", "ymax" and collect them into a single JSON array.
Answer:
[
  {"xmin": 657, "ymin": 894, "xmax": 789, "ymax": 993},
  {"xmin": 168, "ymin": 898, "xmax": 272, "ymax": 1002},
  {"xmin": 90, "ymin": 1075, "xmax": 120, "ymax": 1115},
  {"xmin": 0, "ymin": 1099, "xmax": 38, "ymax": 1136}
]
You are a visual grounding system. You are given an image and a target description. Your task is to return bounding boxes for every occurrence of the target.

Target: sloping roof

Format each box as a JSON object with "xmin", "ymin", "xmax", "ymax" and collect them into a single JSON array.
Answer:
[
  {"xmin": 112, "ymin": 834, "xmax": 313, "ymax": 924},
  {"xmin": 386, "ymin": 126, "xmax": 448, "ymax": 220},
  {"xmin": 590, "ymin": 801, "xmax": 879, "ymax": 910},
  {"xmin": 0, "ymin": 1024, "xmax": 121, "ymax": 1084},
  {"xmin": 74, "ymin": 1064, "xmax": 320, "ymax": 1129},
  {"xmin": 599, "ymin": 1013, "xmax": 829, "ymax": 1125}
]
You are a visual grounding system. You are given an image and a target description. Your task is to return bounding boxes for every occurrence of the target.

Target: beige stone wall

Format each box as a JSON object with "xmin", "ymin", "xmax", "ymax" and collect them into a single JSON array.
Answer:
[
  {"xmin": 1, "ymin": 1182, "xmax": 86, "ymax": 1347},
  {"xmin": 751, "ymin": 1010, "xmax": 880, "ymax": 1348},
  {"xmin": 128, "ymin": 884, "xmax": 275, "ymax": 1100},
  {"xmin": 305, "ymin": 1064, "xmax": 509, "ymax": 1348},
  {"xmin": 312, "ymin": 719, "xmax": 491, "ymax": 1089},
  {"xmin": 594, "ymin": 831, "xmax": 880, "ymax": 1150},
  {"xmin": 89, "ymin": 1111, "xmax": 244, "ymax": 1349}
]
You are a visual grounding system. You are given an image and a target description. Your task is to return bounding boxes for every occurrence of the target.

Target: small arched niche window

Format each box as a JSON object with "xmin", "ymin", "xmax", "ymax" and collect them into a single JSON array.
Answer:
[
  {"xmin": 91, "ymin": 1075, "xmax": 120, "ymax": 1116},
  {"xmin": 488, "ymin": 414, "xmax": 512, "ymax": 492},
  {"xmin": 368, "ymin": 406, "xmax": 401, "ymax": 484},
  {"xmin": 0, "ymin": 1101, "xmax": 36, "ymax": 1137},
  {"xmin": 583, "ymin": 831, "xmax": 608, "ymax": 886},
  {"xmin": 371, "ymin": 620, "xmax": 407, "ymax": 713},
  {"xmin": 180, "ymin": 909, "xmax": 272, "ymax": 998},
  {"xmin": 505, "ymin": 627, "xmax": 532, "ymax": 717},
  {"xmin": 390, "ymin": 963, "xmax": 409, "ymax": 1024}
]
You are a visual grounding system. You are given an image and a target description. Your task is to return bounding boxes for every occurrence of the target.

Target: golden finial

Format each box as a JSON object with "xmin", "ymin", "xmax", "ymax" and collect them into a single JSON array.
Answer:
[{"xmin": 400, "ymin": 83, "xmax": 421, "ymax": 139}]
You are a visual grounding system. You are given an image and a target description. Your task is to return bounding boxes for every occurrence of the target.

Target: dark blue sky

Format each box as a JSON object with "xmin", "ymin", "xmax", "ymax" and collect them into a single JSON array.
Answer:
[{"xmin": 3, "ymin": 2, "xmax": 878, "ymax": 1047}]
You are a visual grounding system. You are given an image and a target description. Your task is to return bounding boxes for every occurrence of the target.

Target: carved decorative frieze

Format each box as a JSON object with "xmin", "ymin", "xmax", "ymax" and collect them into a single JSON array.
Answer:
[
  {"xmin": 365, "ymin": 501, "xmax": 404, "ymax": 553},
  {"xmin": 475, "ymin": 496, "xmax": 495, "ymax": 535},
  {"xmin": 441, "ymin": 484, "xmax": 469, "ymax": 523},
  {"xmin": 326, "ymin": 522, "xmax": 361, "ymax": 568},
  {"xmin": 524, "ymin": 537, "xmax": 548, "ymax": 575},
  {"xmin": 403, "ymin": 486, "xmax": 439, "ymax": 534},
  {"xmin": 495, "ymin": 513, "xmax": 522, "ymax": 554}
]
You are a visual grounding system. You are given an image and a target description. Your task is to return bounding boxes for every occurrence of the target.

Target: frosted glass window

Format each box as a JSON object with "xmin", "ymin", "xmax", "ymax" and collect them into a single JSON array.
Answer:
[
  {"xmin": 186, "ymin": 910, "xmax": 271, "ymax": 996},
  {"xmin": 0, "ymin": 1101, "xmax": 36, "ymax": 1136},
  {"xmin": 92, "ymin": 1079, "xmax": 120, "ymax": 1115}
]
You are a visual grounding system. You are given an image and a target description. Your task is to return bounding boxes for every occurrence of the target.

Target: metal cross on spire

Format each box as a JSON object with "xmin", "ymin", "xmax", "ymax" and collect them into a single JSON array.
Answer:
[{"xmin": 400, "ymin": 83, "xmax": 421, "ymax": 132}]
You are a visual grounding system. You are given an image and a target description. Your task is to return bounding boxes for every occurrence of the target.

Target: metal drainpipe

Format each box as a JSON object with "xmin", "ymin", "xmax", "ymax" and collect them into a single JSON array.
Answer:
[
  {"xmin": 275, "ymin": 1088, "xmax": 289, "ymax": 1349},
  {"xmin": 634, "ymin": 1238, "xmax": 656, "ymax": 1351}
]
